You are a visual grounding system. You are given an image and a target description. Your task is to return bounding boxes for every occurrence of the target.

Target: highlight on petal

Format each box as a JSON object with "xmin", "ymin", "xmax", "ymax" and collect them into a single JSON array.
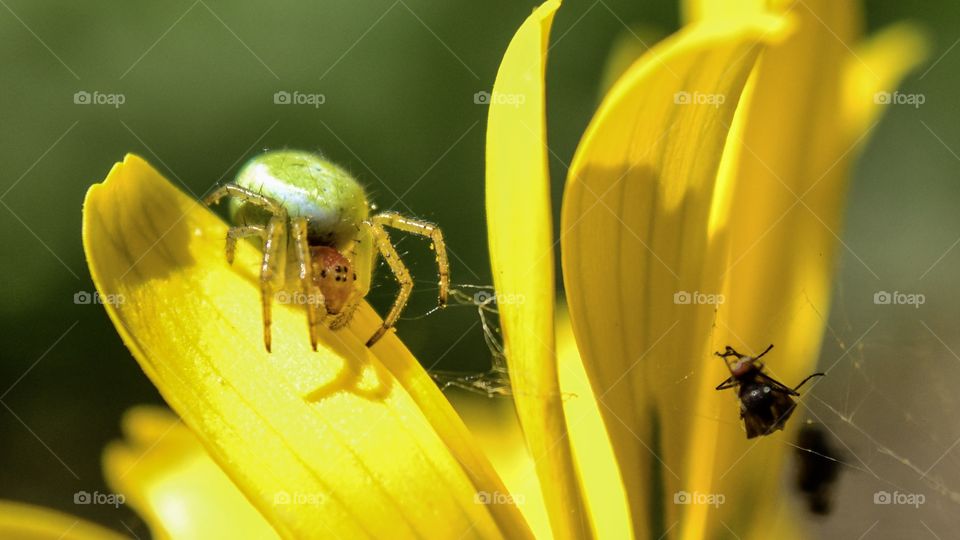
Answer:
[
  {"xmin": 82, "ymin": 154, "xmax": 529, "ymax": 539},
  {"xmin": 103, "ymin": 406, "xmax": 277, "ymax": 540},
  {"xmin": 484, "ymin": 1, "xmax": 593, "ymax": 538},
  {"xmin": 560, "ymin": 15, "xmax": 789, "ymax": 539},
  {"xmin": 0, "ymin": 500, "xmax": 126, "ymax": 540}
]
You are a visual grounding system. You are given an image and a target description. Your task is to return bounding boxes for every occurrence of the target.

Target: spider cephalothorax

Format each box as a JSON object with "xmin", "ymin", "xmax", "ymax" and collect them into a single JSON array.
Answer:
[{"xmin": 205, "ymin": 149, "xmax": 449, "ymax": 351}]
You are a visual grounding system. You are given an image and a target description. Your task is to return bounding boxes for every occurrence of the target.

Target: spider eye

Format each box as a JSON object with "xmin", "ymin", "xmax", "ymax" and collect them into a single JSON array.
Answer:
[{"xmin": 311, "ymin": 246, "xmax": 355, "ymax": 314}]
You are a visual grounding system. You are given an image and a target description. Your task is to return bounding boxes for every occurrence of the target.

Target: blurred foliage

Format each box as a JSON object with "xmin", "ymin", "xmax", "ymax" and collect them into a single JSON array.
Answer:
[{"xmin": 0, "ymin": 0, "xmax": 957, "ymax": 534}]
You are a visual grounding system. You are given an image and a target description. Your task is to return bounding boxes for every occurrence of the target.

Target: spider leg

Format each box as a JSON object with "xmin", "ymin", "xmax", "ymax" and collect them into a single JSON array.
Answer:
[
  {"xmin": 328, "ymin": 297, "xmax": 361, "ymax": 330},
  {"xmin": 369, "ymin": 212, "xmax": 449, "ymax": 307},
  {"xmin": 291, "ymin": 217, "xmax": 324, "ymax": 351},
  {"xmin": 204, "ymin": 184, "xmax": 288, "ymax": 352},
  {"xmin": 258, "ymin": 216, "xmax": 287, "ymax": 352},
  {"xmin": 224, "ymin": 225, "xmax": 265, "ymax": 265},
  {"xmin": 204, "ymin": 184, "xmax": 283, "ymax": 214},
  {"xmin": 430, "ymin": 370, "xmax": 512, "ymax": 397},
  {"xmin": 363, "ymin": 221, "xmax": 412, "ymax": 346},
  {"xmin": 715, "ymin": 376, "xmax": 738, "ymax": 390}
]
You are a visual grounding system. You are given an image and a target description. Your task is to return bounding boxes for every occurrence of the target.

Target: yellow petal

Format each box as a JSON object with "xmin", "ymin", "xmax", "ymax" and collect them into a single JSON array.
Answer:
[
  {"xmin": 557, "ymin": 308, "xmax": 633, "ymax": 540},
  {"xmin": 560, "ymin": 15, "xmax": 788, "ymax": 539},
  {"xmin": 83, "ymin": 155, "xmax": 529, "ymax": 539},
  {"xmin": 680, "ymin": 0, "xmax": 767, "ymax": 25},
  {"xmin": 485, "ymin": 1, "xmax": 593, "ymax": 538},
  {"xmin": 452, "ymin": 396, "xmax": 552, "ymax": 539},
  {"xmin": 103, "ymin": 406, "xmax": 277, "ymax": 540},
  {"xmin": 0, "ymin": 501, "xmax": 126, "ymax": 540},
  {"xmin": 843, "ymin": 22, "xmax": 929, "ymax": 141}
]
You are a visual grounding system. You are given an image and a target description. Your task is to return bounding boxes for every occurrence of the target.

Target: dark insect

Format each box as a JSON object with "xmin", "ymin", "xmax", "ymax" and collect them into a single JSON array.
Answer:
[
  {"xmin": 794, "ymin": 423, "xmax": 842, "ymax": 515},
  {"xmin": 714, "ymin": 344, "xmax": 825, "ymax": 438}
]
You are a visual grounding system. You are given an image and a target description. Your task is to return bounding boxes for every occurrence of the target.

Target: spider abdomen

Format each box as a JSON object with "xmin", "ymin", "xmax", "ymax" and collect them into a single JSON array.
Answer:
[{"xmin": 231, "ymin": 150, "xmax": 369, "ymax": 248}]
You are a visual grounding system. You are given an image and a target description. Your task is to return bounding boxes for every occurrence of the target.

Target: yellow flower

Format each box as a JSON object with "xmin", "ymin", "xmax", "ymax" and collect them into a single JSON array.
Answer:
[{"xmin": 3, "ymin": 0, "xmax": 925, "ymax": 538}]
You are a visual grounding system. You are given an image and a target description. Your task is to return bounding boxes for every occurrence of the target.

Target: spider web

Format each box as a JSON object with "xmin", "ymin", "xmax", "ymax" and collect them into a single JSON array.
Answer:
[
  {"xmin": 683, "ymin": 279, "xmax": 960, "ymax": 538},
  {"xmin": 375, "ymin": 232, "xmax": 960, "ymax": 537},
  {"xmin": 437, "ymin": 276, "xmax": 960, "ymax": 538},
  {"xmin": 782, "ymin": 285, "xmax": 960, "ymax": 539}
]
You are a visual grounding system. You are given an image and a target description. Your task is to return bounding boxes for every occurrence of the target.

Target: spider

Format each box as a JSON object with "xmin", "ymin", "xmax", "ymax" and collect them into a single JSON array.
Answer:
[
  {"xmin": 714, "ymin": 344, "xmax": 824, "ymax": 439},
  {"xmin": 204, "ymin": 149, "xmax": 450, "ymax": 351}
]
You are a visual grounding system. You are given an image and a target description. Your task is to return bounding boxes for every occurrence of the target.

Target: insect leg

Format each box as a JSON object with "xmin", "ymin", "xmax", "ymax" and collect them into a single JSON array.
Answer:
[
  {"xmin": 792, "ymin": 372, "xmax": 826, "ymax": 392},
  {"xmin": 715, "ymin": 376, "xmax": 738, "ymax": 390},
  {"xmin": 754, "ymin": 343, "xmax": 775, "ymax": 361},
  {"xmin": 715, "ymin": 345, "xmax": 743, "ymax": 359}
]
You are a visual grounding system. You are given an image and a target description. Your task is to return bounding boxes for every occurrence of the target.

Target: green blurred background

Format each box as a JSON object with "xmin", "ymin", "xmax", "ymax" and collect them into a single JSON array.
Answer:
[{"xmin": 0, "ymin": 1, "xmax": 958, "ymax": 538}]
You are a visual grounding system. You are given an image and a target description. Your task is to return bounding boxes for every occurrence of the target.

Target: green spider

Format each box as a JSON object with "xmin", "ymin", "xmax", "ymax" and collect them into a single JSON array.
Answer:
[{"xmin": 205, "ymin": 149, "xmax": 450, "ymax": 351}]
